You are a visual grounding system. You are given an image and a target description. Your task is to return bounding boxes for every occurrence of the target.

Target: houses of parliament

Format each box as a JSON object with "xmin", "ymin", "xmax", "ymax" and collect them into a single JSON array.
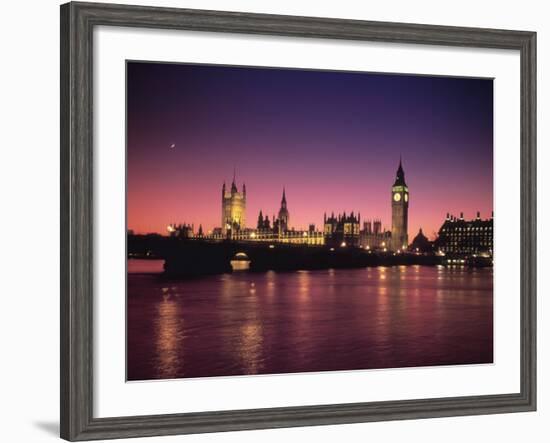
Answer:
[{"xmin": 169, "ymin": 160, "xmax": 410, "ymax": 251}]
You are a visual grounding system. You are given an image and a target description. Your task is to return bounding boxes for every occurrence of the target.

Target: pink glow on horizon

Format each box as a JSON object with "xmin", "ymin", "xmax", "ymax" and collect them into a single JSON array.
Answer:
[{"xmin": 127, "ymin": 157, "xmax": 493, "ymax": 240}]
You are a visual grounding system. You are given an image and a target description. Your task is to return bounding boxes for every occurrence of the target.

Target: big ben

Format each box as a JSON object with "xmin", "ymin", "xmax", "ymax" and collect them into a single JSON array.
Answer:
[{"xmin": 391, "ymin": 158, "xmax": 409, "ymax": 251}]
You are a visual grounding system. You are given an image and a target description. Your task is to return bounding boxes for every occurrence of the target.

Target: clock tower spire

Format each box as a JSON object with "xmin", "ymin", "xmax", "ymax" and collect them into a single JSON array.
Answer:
[{"xmin": 391, "ymin": 157, "xmax": 409, "ymax": 251}]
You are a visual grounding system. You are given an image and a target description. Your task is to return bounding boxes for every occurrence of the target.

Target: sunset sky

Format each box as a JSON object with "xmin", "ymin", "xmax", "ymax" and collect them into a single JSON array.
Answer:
[{"xmin": 127, "ymin": 62, "xmax": 493, "ymax": 240}]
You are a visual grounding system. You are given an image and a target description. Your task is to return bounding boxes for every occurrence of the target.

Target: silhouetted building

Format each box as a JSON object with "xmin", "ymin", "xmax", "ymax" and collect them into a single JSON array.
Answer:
[
  {"xmin": 324, "ymin": 212, "xmax": 361, "ymax": 247},
  {"xmin": 256, "ymin": 210, "xmax": 271, "ymax": 230},
  {"xmin": 434, "ymin": 212, "xmax": 493, "ymax": 256},
  {"xmin": 391, "ymin": 158, "xmax": 409, "ymax": 251},
  {"xmin": 167, "ymin": 223, "xmax": 194, "ymax": 238},
  {"xmin": 276, "ymin": 188, "xmax": 289, "ymax": 233},
  {"xmin": 409, "ymin": 228, "xmax": 433, "ymax": 253}
]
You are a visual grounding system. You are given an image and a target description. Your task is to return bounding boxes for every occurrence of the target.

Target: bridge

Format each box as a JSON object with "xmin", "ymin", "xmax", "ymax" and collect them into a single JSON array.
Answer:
[{"xmin": 154, "ymin": 239, "xmax": 440, "ymax": 277}]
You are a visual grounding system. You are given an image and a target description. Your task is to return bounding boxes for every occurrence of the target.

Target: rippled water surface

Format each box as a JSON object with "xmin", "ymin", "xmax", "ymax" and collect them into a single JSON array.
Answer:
[{"xmin": 127, "ymin": 260, "xmax": 493, "ymax": 380}]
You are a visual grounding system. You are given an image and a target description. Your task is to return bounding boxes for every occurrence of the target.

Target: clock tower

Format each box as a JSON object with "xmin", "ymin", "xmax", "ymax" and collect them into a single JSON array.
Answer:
[{"xmin": 391, "ymin": 158, "xmax": 409, "ymax": 251}]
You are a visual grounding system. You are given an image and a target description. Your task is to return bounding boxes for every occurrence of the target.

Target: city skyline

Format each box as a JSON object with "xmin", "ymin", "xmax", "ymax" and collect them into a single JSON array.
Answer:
[{"xmin": 127, "ymin": 62, "xmax": 493, "ymax": 239}]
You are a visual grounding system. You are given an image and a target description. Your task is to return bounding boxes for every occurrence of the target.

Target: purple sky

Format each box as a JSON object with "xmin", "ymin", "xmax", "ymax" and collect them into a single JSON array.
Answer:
[{"xmin": 127, "ymin": 62, "xmax": 493, "ymax": 239}]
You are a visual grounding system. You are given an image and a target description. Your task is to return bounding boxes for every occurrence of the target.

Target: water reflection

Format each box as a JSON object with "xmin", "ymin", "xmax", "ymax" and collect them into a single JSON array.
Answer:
[
  {"xmin": 154, "ymin": 294, "xmax": 185, "ymax": 379},
  {"xmin": 127, "ymin": 262, "xmax": 493, "ymax": 381},
  {"xmin": 239, "ymin": 322, "xmax": 263, "ymax": 374}
]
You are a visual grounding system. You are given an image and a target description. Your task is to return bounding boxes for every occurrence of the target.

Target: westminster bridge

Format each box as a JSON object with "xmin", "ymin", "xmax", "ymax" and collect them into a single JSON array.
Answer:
[{"xmin": 127, "ymin": 235, "xmax": 450, "ymax": 277}]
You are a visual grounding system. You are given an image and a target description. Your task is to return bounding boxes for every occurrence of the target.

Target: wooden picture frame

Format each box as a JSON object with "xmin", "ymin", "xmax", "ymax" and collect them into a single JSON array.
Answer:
[{"xmin": 60, "ymin": 1, "xmax": 536, "ymax": 440}]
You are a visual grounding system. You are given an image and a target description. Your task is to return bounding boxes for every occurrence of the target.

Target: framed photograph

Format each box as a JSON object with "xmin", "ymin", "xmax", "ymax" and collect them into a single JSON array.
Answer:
[{"xmin": 60, "ymin": 1, "xmax": 536, "ymax": 440}]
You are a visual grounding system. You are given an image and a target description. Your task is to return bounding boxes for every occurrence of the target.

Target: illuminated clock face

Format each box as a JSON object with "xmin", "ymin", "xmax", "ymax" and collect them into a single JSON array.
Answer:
[
  {"xmin": 393, "ymin": 192, "xmax": 401, "ymax": 202},
  {"xmin": 404, "ymin": 193, "xmax": 409, "ymax": 202}
]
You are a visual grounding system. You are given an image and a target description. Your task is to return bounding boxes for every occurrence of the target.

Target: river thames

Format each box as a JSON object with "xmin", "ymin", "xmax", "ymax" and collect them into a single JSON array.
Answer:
[{"xmin": 127, "ymin": 260, "xmax": 493, "ymax": 381}]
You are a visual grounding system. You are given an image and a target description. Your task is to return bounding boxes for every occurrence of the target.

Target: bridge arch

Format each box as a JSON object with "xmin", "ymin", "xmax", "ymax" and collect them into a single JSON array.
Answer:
[{"xmin": 230, "ymin": 251, "xmax": 251, "ymax": 271}]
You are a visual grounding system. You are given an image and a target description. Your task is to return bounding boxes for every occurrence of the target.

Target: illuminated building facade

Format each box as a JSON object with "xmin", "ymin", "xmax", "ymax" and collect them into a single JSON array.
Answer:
[
  {"xmin": 434, "ymin": 212, "xmax": 493, "ymax": 256},
  {"xmin": 324, "ymin": 212, "xmax": 361, "ymax": 247},
  {"xmin": 360, "ymin": 219, "xmax": 391, "ymax": 250},
  {"xmin": 221, "ymin": 177, "xmax": 246, "ymax": 235},
  {"xmin": 391, "ymin": 159, "xmax": 409, "ymax": 251},
  {"xmin": 214, "ymin": 187, "xmax": 324, "ymax": 245},
  {"xmin": 171, "ymin": 160, "xmax": 411, "ymax": 249},
  {"xmin": 223, "ymin": 227, "xmax": 324, "ymax": 245}
]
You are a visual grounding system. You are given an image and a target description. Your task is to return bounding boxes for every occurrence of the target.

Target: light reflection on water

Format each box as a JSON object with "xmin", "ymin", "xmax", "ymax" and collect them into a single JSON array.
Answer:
[
  {"xmin": 154, "ymin": 295, "xmax": 185, "ymax": 379},
  {"xmin": 127, "ymin": 261, "xmax": 493, "ymax": 381}
]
